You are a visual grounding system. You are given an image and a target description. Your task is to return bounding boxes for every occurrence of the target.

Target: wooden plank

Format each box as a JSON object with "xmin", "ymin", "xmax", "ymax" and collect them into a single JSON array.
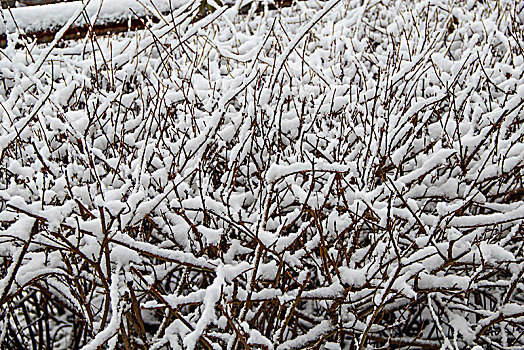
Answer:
[
  {"xmin": 18, "ymin": 0, "xmax": 72, "ymax": 5},
  {"xmin": 4, "ymin": 0, "xmax": 79, "ymax": 7},
  {"xmin": 0, "ymin": 17, "xmax": 146, "ymax": 48},
  {"xmin": 0, "ymin": 0, "xmax": 293, "ymax": 48}
]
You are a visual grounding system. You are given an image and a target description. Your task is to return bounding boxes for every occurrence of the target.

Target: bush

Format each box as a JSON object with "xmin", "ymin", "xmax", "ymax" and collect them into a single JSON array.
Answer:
[{"xmin": 0, "ymin": 0, "xmax": 523, "ymax": 348}]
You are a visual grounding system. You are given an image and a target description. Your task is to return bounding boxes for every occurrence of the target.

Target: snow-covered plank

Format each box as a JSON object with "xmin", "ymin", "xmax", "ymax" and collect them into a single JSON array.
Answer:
[{"xmin": 0, "ymin": 0, "xmax": 187, "ymax": 35}]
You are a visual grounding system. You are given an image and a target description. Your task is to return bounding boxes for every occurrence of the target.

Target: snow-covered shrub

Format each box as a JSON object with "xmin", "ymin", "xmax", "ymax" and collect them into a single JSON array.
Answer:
[{"xmin": 0, "ymin": 0, "xmax": 523, "ymax": 348}]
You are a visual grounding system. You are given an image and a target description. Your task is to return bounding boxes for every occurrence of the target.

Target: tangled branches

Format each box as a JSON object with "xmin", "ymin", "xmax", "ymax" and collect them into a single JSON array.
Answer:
[{"xmin": 0, "ymin": 0, "xmax": 524, "ymax": 348}]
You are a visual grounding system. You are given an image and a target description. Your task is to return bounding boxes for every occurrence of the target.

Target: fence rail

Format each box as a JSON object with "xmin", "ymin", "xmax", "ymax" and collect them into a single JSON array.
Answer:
[
  {"xmin": 0, "ymin": 0, "xmax": 291, "ymax": 48},
  {"xmin": 2, "ymin": 0, "xmax": 75, "ymax": 7},
  {"xmin": 0, "ymin": 0, "xmax": 185, "ymax": 48}
]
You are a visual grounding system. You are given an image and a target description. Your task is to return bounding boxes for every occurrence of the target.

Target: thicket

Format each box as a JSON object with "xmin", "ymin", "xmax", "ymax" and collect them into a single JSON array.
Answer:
[{"xmin": 0, "ymin": 0, "xmax": 523, "ymax": 349}]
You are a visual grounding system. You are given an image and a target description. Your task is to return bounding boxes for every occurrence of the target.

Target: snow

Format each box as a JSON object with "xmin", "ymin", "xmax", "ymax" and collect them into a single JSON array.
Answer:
[
  {"xmin": 277, "ymin": 320, "xmax": 334, "ymax": 349},
  {"xmin": 183, "ymin": 265, "xmax": 224, "ymax": 350},
  {"xmin": 80, "ymin": 269, "xmax": 123, "ymax": 350},
  {"xmin": 0, "ymin": 0, "xmax": 188, "ymax": 35},
  {"xmin": 266, "ymin": 161, "xmax": 349, "ymax": 183},
  {"xmin": 0, "ymin": 0, "xmax": 523, "ymax": 348},
  {"xmin": 248, "ymin": 329, "xmax": 273, "ymax": 349}
]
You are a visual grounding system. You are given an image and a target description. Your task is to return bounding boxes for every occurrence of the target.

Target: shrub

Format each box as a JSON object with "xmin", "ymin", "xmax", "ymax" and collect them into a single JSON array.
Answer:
[{"xmin": 0, "ymin": 0, "xmax": 523, "ymax": 348}]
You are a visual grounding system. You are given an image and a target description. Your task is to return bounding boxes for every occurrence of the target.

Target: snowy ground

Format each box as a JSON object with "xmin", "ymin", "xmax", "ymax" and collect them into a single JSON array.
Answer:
[{"xmin": 0, "ymin": 0, "xmax": 524, "ymax": 348}]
